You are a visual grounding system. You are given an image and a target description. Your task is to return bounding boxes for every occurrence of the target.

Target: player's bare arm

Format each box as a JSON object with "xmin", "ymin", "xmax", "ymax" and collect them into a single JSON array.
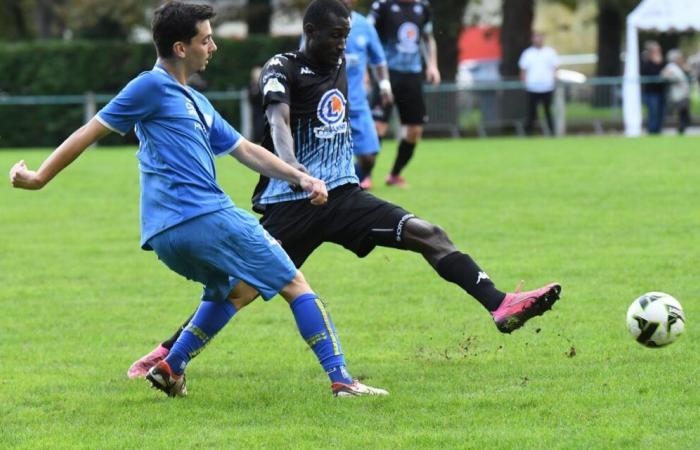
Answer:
[
  {"xmin": 421, "ymin": 31, "xmax": 440, "ymax": 85},
  {"xmin": 266, "ymin": 102, "xmax": 304, "ymax": 170},
  {"xmin": 231, "ymin": 138, "xmax": 327, "ymax": 205},
  {"xmin": 9, "ymin": 118, "xmax": 112, "ymax": 190}
]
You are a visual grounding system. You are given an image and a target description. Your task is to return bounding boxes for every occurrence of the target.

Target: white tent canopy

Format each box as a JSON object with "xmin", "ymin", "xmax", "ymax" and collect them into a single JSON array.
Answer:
[{"xmin": 623, "ymin": 0, "xmax": 700, "ymax": 136}]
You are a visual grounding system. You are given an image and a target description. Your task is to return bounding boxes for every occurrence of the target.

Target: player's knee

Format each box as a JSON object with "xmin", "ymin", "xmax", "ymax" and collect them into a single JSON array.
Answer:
[
  {"xmin": 404, "ymin": 126, "xmax": 422, "ymax": 143},
  {"xmin": 227, "ymin": 284, "xmax": 259, "ymax": 310},
  {"xmin": 280, "ymin": 271, "xmax": 313, "ymax": 303},
  {"xmin": 404, "ymin": 219, "xmax": 454, "ymax": 253}
]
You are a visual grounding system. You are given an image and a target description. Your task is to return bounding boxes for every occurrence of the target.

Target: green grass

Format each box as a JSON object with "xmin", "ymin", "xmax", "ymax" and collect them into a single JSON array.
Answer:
[{"xmin": 1, "ymin": 136, "xmax": 699, "ymax": 449}]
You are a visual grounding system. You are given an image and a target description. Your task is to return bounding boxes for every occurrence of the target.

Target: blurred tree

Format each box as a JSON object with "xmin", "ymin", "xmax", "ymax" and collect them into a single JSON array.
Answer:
[
  {"xmin": 61, "ymin": 0, "xmax": 148, "ymax": 40},
  {"xmin": 34, "ymin": 0, "xmax": 67, "ymax": 39},
  {"xmin": 593, "ymin": 0, "xmax": 640, "ymax": 106},
  {"xmin": 246, "ymin": 0, "xmax": 272, "ymax": 34},
  {"xmin": 432, "ymin": 0, "xmax": 470, "ymax": 82},
  {"xmin": 500, "ymin": 0, "xmax": 534, "ymax": 78},
  {"xmin": 0, "ymin": 0, "xmax": 31, "ymax": 40},
  {"xmin": 596, "ymin": 0, "xmax": 639, "ymax": 78}
]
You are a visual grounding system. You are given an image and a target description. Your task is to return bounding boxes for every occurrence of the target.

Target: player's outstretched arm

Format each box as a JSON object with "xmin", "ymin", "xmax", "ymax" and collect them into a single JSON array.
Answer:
[
  {"xmin": 9, "ymin": 118, "xmax": 112, "ymax": 190},
  {"xmin": 422, "ymin": 32, "xmax": 441, "ymax": 85},
  {"xmin": 232, "ymin": 138, "xmax": 327, "ymax": 206}
]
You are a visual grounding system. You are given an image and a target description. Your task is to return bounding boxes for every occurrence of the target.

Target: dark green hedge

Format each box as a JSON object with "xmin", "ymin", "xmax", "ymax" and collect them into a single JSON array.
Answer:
[{"xmin": 0, "ymin": 36, "xmax": 298, "ymax": 147}]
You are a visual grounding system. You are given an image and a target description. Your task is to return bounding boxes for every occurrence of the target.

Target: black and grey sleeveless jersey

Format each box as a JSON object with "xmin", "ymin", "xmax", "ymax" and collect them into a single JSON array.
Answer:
[{"xmin": 253, "ymin": 51, "xmax": 357, "ymax": 209}]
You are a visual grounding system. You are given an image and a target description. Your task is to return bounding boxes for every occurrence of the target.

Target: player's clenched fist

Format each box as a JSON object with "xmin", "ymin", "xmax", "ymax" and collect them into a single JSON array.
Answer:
[
  {"xmin": 9, "ymin": 160, "xmax": 43, "ymax": 190},
  {"xmin": 300, "ymin": 176, "xmax": 327, "ymax": 205}
]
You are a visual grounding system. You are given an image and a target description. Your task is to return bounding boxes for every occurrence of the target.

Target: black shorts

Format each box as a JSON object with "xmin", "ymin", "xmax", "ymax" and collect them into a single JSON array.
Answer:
[
  {"xmin": 371, "ymin": 70, "xmax": 427, "ymax": 125},
  {"xmin": 260, "ymin": 184, "xmax": 415, "ymax": 267}
]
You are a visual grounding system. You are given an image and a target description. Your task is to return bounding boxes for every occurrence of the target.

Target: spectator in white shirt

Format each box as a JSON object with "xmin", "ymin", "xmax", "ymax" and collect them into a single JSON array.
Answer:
[
  {"xmin": 662, "ymin": 49, "xmax": 691, "ymax": 135},
  {"xmin": 518, "ymin": 32, "xmax": 559, "ymax": 136}
]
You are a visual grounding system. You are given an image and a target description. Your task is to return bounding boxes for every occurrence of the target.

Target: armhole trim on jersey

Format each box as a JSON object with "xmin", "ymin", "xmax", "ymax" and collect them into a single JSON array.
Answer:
[
  {"xmin": 95, "ymin": 114, "xmax": 127, "ymax": 136},
  {"xmin": 218, "ymin": 136, "xmax": 244, "ymax": 157}
]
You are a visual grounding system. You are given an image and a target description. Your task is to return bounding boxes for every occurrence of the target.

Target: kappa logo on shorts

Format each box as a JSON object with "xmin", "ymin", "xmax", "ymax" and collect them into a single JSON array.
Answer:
[
  {"xmin": 397, "ymin": 22, "xmax": 420, "ymax": 53},
  {"xmin": 314, "ymin": 89, "xmax": 348, "ymax": 139}
]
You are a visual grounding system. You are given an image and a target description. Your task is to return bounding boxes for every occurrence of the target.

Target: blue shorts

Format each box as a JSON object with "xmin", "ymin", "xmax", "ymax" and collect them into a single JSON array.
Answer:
[
  {"xmin": 349, "ymin": 106, "xmax": 380, "ymax": 156},
  {"xmin": 147, "ymin": 207, "xmax": 297, "ymax": 302}
]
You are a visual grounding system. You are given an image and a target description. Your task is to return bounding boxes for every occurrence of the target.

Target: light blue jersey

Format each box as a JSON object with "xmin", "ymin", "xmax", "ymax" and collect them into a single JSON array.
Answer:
[
  {"xmin": 346, "ymin": 11, "xmax": 386, "ymax": 110},
  {"xmin": 96, "ymin": 65, "xmax": 243, "ymax": 249}
]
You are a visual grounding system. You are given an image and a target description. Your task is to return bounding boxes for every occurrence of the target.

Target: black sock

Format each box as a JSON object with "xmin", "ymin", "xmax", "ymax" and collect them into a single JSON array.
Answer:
[
  {"xmin": 391, "ymin": 139, "xmax": 415, "ymax": 176},
  {"xmin": 161, "ymin": 313, "xmax": 195, "ymax": 350},
  {"xmin": 436, "ymin": 251, "xmax": 506, "ymax": 311}
]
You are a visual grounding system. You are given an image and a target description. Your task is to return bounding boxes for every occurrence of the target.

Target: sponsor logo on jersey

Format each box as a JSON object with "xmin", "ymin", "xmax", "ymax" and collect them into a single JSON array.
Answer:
[
  {"xmin": 263, "ymin": 77, "xmax": 286, "ymax": 95},
  {"xmin": 300, "ymin": 66, "xmax": 315, "ymax": 76},
  {"xmin": 397, "ymin": 22, "xmax": 420, "ymax": 53},
  {"xmin": 314, "ymin": 89, "xmax": 347, "ymax": 139}
]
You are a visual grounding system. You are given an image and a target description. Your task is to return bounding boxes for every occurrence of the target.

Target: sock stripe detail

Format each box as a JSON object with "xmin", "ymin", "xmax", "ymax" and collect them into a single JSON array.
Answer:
[
  {"xmin": 314, "ymin": 298, "xmax": 340, "ymax": 356},
  {"xmin": 184, "ymin": 323, "xmax": 210, "ymax": 344}
]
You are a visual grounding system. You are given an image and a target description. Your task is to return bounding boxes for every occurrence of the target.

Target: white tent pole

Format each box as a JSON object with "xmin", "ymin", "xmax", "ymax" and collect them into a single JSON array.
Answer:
[{"xmin": 622, "ymin": 18, "xmax": 642, "ymax": 137}]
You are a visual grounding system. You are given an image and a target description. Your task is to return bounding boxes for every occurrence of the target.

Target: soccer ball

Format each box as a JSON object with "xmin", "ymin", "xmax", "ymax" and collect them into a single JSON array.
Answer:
[{"xmin": 626, "ymin": 292, "xmax": 685, "ymax": 347}]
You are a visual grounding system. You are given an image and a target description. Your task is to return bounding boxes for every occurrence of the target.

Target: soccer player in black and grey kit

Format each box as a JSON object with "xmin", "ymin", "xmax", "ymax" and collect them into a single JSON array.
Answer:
[
  {"xmin": 128, "ymin": 0, "xmax": 562, "ymax": 385},
  {"xmin": 369, "ymin": 0, "xmax": 439, "ymax": 187}
]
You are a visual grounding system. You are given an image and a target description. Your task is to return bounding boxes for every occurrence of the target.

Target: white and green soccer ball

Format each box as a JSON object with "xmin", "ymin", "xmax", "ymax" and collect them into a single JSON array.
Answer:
[{"xmin": 626, "ymin": 292, "xmax": 685, "ymax": 347}]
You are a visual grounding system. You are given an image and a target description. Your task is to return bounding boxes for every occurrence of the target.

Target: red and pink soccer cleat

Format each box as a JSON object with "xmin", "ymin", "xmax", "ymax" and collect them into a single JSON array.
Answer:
[
  {"xmin": 146, "ymin": 360, "xmax": 187, "ymax": 397},
  {"xmin": 359, "ymin": 176, "xmax": 373, "ymax": 190},
  {"xmin": 491, "ymin": 282, "xmax": 562, "ymax": 333},
  {"xmin": 385, "ymin": 174, "xmax": 408, "ymax": 188},
  {"xmin": 127, "ymin": 344, "xmax": 169, "ymax": 379}
]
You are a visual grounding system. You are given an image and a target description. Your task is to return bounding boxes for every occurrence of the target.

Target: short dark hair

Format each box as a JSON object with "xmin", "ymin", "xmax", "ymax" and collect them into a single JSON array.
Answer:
[
  {"xmin": 152, "ymin": 1, "xmax": 215, "ymax": 58},
  {"xmin": 303, "ymin": 0, "xmax": 350, "ymax": 28}
]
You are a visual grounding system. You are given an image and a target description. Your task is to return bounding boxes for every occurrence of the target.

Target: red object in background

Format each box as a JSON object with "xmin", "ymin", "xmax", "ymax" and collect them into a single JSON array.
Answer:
[{"xmin": 458, "ymin": 26, "xmax": 501, "ymax": 62}]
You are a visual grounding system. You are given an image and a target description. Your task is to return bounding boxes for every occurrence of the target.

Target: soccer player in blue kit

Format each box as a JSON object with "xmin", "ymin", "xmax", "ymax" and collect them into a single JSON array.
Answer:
[
  {"xmin": 9, "ymin": 1, "xmax": 388, "ymax": 398},
  {"xmin": 128, "ymin": 0, "xmax": 563, "ymax": 386},
  {"xmin": 343, "ymin": 0, "xmax": 393, "ymax": 190}
]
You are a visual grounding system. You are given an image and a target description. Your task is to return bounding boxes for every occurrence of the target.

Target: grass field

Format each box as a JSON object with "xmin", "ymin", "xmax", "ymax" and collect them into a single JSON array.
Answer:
[{"xmin": 1, "ymin": 136, "xmax": 699, "ymax": 449}]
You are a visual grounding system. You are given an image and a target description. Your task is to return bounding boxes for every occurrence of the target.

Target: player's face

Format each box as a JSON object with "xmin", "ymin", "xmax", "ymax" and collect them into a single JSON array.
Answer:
[
  {"xmin": 185, "ymin": 20, "xmax": 217, "ymax": 73},
  {"xmin": 306, "ymin": 13, "xmax": 350, "ymax": 68}
]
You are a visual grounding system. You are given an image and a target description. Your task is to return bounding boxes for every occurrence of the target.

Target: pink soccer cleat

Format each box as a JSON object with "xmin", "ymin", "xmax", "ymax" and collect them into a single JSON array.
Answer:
[
  {"xmin": 127, "ymin": 344, "xmax": 169, "ymax": 379},
  {"xmin": 332, "ymin": 379, "xmax": 389, "ymax": 397},
  {"xmin": 491, "ymin": 282, "xmax": 562, "ymax": 333},
  {"xmin": 359, "ymin": 176, "xmax": 373, "ymax": 190},
  {"xmin": 385, "ymin": 174, "xmax": 408, "ymax": 188}
]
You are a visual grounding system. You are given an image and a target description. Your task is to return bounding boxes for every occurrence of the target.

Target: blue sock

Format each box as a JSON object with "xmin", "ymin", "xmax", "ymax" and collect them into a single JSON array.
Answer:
[
  {"xmin": 165, "ymin": 300, "xmax": 237, "ymax": 375},
  {"xmin": 290, "ymin": 293, "xmax": 353, "ymax": 384},
  {"xmin": 354, "ymin": 162, "xmax": 366, "ymax": 181}
]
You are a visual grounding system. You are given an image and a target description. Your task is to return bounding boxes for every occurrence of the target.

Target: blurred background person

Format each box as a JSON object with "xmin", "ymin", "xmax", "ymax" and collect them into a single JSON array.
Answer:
[
  {"xmin": 248, "ymin": 66, "xmax": 266, "ymax": 143},
  {"xmin": 662, "ymin": 49, "xmax": 691, "ymax": 135},
  {"xmin": 518, "ymin": 31, "xmax": 559, "ymax": 136},
  {"xmin": 640, "ymin": 40, "xmax": 666, "ymax": 135},
  {"xmin": 369, "ymin": 0, "xmax": 440, "ymax": 188}
]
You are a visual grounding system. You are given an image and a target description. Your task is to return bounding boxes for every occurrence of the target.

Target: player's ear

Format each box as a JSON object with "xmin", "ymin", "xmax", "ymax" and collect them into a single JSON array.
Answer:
[
  {"xmin": 303, "ymin": 22, "xmax": 315, "ymax": 39},
  {"xmin": 172, "ymin": 41, "xmax": 187, "ymax": 59}
]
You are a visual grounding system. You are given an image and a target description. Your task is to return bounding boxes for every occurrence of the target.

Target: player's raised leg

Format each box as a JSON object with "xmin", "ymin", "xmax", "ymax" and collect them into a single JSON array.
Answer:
[{"xmin": 401, "ymin": 217, "xmax": 562, "ymax": 333}]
